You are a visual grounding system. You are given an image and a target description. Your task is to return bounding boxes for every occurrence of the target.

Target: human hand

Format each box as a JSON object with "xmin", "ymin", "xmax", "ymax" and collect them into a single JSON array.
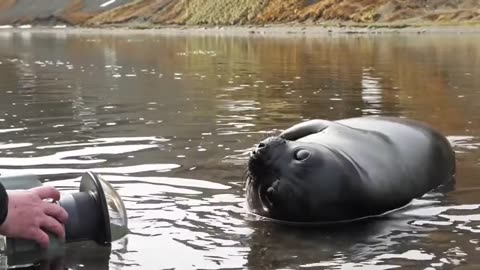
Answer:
[{"xmin": 0, "ymin": 186, "xmax": 69, "ymax": 248}]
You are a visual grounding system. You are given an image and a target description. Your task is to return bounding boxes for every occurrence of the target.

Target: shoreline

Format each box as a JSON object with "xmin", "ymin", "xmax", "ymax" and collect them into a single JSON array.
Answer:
[{"xmin": 1, "ymin": 23, "xmax": 480, "ymax": 37}]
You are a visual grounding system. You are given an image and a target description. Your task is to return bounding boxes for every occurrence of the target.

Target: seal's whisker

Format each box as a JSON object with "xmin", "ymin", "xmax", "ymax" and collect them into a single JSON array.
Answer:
[{"xmin": 242, "ymin": 169, "xmax": 252, "ymax": 186}]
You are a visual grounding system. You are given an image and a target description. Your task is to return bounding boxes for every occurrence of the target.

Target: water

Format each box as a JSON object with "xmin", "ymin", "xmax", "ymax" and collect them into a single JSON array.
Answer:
[{"xmin": 0, "ymin": 29, "xmax": 479, "ymax": 269}]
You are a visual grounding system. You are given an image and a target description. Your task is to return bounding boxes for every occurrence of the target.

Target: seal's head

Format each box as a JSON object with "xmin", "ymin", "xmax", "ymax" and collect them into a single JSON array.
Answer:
[{"xmin": 246, "ymin": 136, "xmax": 362, "ymax": 223}]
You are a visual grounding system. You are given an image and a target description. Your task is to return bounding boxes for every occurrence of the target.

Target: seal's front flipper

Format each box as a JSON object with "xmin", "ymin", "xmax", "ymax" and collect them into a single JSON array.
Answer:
[{"xmin": 280, "ymin": 120, "xmax": 331, "ymax": 141}]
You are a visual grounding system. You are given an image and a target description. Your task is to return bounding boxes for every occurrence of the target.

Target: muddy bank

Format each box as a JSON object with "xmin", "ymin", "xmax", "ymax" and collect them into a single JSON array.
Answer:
[{"xmin": 0, "ymin": 0, "xmax": 479, "ymax": 27}]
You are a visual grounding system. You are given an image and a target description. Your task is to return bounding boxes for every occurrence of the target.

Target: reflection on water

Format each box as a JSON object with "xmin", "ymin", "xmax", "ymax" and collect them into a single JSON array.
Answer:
[
  {"xmin": 361, "ymin": 68, "xmax": 383, "ymax": 115},
  {"xmin": 0, "ymin": 29, "xmax": 480, "ymax": 269}
]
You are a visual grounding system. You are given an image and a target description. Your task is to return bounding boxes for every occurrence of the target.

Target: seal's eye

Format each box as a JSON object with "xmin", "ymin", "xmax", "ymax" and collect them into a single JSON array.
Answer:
[{"xmin": 294, "ymin": 149, "xmax": 310, "ymax": 161}]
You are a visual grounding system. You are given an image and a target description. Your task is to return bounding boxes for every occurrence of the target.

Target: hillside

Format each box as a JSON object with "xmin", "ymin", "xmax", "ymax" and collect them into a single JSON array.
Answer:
[{"xmin": 0, "ymin": 0, "xmax": 479, "ymax": 27}]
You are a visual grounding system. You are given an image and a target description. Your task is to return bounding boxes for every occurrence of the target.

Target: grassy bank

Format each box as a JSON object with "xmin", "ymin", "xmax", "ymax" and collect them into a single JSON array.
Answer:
[{"xmin": 0, "ymin": 0, "xmax": 479, "ymax": 28}]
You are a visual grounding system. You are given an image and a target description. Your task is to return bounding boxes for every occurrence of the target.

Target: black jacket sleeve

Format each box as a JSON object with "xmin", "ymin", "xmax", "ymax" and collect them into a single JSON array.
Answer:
[{"xmin": 0, "ymin": 183, "xmax": 8, "ymax": 225}]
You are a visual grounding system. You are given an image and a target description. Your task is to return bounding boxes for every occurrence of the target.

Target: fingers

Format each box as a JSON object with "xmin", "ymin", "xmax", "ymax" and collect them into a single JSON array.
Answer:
[
  {"xmin": 29, "ymin": 228, "xmax": 50, "ymax": 249},
  {"xmin": 34, "ymin": 187, "xmax": 68, "ymax": 246},
  {"xmin": 40, "ymin": 215, "xmax": 66, "ymax": 241},
  {"xmin": 43, "ymin": 203, "xmax": 69, "ymax": 224},
  {"xmin": 31, "ymin": 186, "xmax": 61, "ymax": 201}
]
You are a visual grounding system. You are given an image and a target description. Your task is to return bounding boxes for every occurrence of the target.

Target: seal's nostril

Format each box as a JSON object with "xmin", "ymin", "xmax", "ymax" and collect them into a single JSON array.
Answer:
[{"xmin": 258, "ymin": 143, "xmax": 266, "ymax": 149}]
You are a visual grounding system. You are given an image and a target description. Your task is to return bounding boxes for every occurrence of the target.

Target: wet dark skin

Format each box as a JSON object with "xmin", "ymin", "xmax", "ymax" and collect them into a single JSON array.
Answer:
[{"xmin": 246, "ymin": 116, "xmax": 455, "ymax": 223}]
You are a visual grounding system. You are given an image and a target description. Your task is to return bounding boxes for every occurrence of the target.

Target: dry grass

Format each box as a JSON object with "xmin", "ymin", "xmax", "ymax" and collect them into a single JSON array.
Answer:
[
  {"xmin": 58, "ymin": 0, "xmax": 97, "ymax": 25},
  {"xmin": 81, "ymin": 0, "xmax": 480, "ymax": 25},
  {"xmin": 174, "ymin": 0, "xmax": 265, "ymax": 25},
  {"xmin": 1, "ymin": 0, "xmax": 480, "ymax": 26},
  {"xmin": 0, "ymin": 0, "xmax": 16, "ymax": 12},
  {"xmin": 86, "ymin": 0, "xmax": 175, "ymax": 25}
]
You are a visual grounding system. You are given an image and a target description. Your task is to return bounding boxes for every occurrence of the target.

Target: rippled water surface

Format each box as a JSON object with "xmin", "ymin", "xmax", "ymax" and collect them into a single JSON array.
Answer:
[{"xmin": 0, "ymin": 30, "xmax": 480, "ymax": 269}]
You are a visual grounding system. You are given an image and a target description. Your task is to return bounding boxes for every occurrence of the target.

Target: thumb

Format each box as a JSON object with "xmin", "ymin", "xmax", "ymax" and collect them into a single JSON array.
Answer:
[{"xmin": 31, "ymin": 186, "xmax": 61, "ymax": 201}]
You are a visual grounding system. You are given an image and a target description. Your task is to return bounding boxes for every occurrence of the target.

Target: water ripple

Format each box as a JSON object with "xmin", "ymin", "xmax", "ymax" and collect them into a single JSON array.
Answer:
[
  {"xmin": 2, "ymin": 31, "xmax": 480, "ymax": 270},
  {"xmin": 0, "ymin": 144, "xmax": 158, "ymax": 166}
]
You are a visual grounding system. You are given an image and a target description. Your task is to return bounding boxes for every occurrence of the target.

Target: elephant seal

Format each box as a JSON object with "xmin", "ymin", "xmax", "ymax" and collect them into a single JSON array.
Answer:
[{"xmin": 245, "ymin": 116, "xmax": 455, "ymax": 224}]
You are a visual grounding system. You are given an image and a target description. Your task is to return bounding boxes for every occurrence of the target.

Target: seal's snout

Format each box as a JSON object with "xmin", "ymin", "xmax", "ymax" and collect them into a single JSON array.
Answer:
[
  {"xmin": 251, "ymin": 136, "xmax": 285, "ymax": 156},
  {"xmin": 253, "ymin": 142, "xmax": 266, "ymax": 154}
]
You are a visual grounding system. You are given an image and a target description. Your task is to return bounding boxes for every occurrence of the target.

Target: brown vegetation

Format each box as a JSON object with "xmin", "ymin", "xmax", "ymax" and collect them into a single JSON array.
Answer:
[
  {"xmin": 85, "ymin": 0, "xmax": 176, "ymax": 25},
  {"xmin": 87, "ymin": 0, "xmax": 480, "ymax": 26},
  {"xmin": 0, "ymin": 0, "xmax": 16, "ymax": 12},
  {"xmin": 58, "ymin": 0, "xmax": 97, "ymax": 25},
  {"xmin": 1, "ymin": 0, "xmax": 479, "ymax": 26}
]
